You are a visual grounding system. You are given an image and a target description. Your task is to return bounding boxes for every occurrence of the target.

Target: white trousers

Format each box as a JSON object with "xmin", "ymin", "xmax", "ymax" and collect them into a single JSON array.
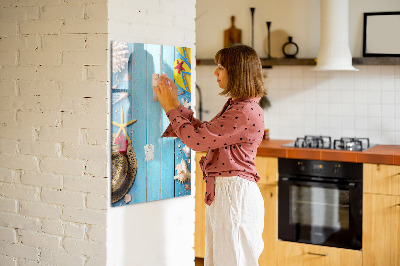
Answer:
[{"xmin": 205, "ymin": 176, "xmax": 265, "ymax": 266}]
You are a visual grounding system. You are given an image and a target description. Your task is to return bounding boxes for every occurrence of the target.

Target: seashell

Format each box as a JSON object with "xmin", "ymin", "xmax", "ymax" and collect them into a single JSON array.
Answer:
[
  {"xmin": 123, "ymin": 73, "xmax": 131, "ymax": 81},
  {"xmin": 112, "ymin": 91, "xmax": 129, "ymax": 105},
  {"xmin": 181, "ymin": 98, "xmax": 191, "ymax": 108},
  {"xmin": 112, "ymin": 41, "xmax": 129, "ymax": 73},
  {"xmin": 124, "ymin": 194, "xmax": 132, "ymax": 203},
  {"xmin": 144, "ymin": 144, "xmax": 154, "ymax": 161},
  {"xmin": 182, "ymin": 145, "xmax": 191, "ymax": 158},
  {"xmin": 174, "ymin": 159, "xmax": 191, "ymax": 183}
]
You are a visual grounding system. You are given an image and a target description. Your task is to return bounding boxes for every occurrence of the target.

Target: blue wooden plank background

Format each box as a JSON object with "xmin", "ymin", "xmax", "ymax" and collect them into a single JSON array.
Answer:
[
  {"xmin": 129, "ymin": 43, "xmax": 147, "ymax": 204},
  {"xmin": 146, "ymin": 44, "xmax": 162, "ymax": 202},
  {"xmin": 111, "ymin": 42, "xmax": 192, "ymax": 207},
  {"xmin": 161, "ymin": 45, "xmax": 176, "ymax": 200}
]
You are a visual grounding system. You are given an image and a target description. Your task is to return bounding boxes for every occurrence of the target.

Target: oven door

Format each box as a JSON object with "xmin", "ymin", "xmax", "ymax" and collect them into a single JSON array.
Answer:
[{"xmin": 278, "ymin": 176, "xmax": 362, "ymax": 250}]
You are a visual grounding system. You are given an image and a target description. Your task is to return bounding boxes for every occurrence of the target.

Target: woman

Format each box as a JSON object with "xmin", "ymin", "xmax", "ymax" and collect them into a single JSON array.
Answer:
[{"xmin": 154, "ymin": 44, "xmax": 266, "ymax": 266}]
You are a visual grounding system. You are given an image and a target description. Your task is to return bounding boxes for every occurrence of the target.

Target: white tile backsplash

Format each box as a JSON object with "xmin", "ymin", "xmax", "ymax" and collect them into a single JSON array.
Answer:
[
  {"xmin": 367, "ymin": 104, "xmax": 382, "ymax": 118},
  {"xmin": 382, "ymin": 105, "xmax": 395, "ymax": 118},
  {"xmin": 196, "ymin": 65, "xmax": 400, "ymax": 144},
  {"xmin": 382, "ymin": 90, "xmax": 395, "ymax": 104}
]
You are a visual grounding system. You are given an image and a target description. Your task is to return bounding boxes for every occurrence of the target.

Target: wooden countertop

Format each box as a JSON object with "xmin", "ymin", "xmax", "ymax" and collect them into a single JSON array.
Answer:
[{"xmin": 257, "ymin": 139, "xmax": 400, "ymax": 165}]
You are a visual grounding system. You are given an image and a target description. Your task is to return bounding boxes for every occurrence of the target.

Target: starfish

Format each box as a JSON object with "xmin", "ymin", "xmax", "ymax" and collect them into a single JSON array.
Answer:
[
  {"xmin": 112, "ymin": 106, "xmax": 137, "ymax": 144},
  {"xmin": 174, "ymin": 60, "xmax": 185, "ymax": 74}
]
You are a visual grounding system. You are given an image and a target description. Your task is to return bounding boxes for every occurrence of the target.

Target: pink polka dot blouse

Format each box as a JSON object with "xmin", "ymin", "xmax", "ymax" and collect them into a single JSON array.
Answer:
[{"xmin": 161, "ymin": 97, "xmax": 265, "ymax": 205}]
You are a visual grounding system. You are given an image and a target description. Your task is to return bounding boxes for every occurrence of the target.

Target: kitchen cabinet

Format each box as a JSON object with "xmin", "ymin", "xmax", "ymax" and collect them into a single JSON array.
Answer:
[
  {"xmin": 276, "ymin": 241, "xmax": 362, "ymax": 266},
  {"xmin": 195, "ymin": 154, "xmax": 400, "ymax": 265},
  {"xmin": 363, "ymin": 163, "xmax": 400, "ymax": 266},
  {"xmin": 363, "ymin": 163, "xmax": 400, "ymax": 196},
  {"xmin": 255, "ymin": 156, "xmax": 278, "ymax": 186},
  {"xmin": 255, "ymin": 156, "xmax": 278, "ymax": 266},
  {"xmin": 259, "ymin": 184, "xmax": 278, "ymax": 266},
  {"xmin": 363, "ymin": 193, "xmax": 400, "ymax": 266},
  {"xmin": 195, "ymin": 151, "xmax": 207, "ymax": 258}
]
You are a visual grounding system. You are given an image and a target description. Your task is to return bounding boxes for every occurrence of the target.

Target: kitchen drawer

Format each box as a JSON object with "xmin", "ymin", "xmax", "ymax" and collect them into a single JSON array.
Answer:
[
  {"xmin": 364, "ymin": 164, "xmax": 400, "ymax": 196},
  {"xmin": 276, "ymin": 240, "xmax": 362, "ymax": 266},
  {"xmin": 255, "ymin": 156, "xmax": 278, "ymax": 186}
]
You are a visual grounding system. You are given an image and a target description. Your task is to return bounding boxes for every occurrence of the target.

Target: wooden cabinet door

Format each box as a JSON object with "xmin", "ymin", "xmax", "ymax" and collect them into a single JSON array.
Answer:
[
  {"xmin": 276, "ymin": 241, "xmax": 362, "ymax": 266},
  {"xmin": 364, "ymin": 164, "xmax": 400, "ymax": 196},
  {"xmin": 195, "ymin": 152, "xmax": 207, "ymax": 258},
  {"xmin": 259, "ymin": 185, "xmax": 278, "ymax": 266},
  {"xmin": 363, "ymin": 193, "xmax": 400, "ymax": 266},
  {"xmin": 255, "ymin": 156, "xmax": 278, "ymax": 186}
]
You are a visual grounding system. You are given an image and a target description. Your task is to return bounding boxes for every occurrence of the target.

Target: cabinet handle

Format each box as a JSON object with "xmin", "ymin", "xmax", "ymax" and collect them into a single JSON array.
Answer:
[
  {"xmin": 397, "ymin": 204, "xmax": 400, "ymax": 207},
  {"xmin": 307, "ymin": 252, "xmax": 328, "ymax": 256}
]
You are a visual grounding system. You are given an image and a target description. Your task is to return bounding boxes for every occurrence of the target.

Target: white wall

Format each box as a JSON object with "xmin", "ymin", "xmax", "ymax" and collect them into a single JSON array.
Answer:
[
  {"xmin": 196, "ymin": 0, "xmax": 400, "ymax": 58},
  {"xmin": 107, "ymin": 1, "xmax": 196, "ymax": 266},
  {"xmin": 196, "ymin": 0, "xmax": 400, "ymax": 145},
  {"xmin": 0, "ymin": 0, "xmax": 108, "ymax": 265}
]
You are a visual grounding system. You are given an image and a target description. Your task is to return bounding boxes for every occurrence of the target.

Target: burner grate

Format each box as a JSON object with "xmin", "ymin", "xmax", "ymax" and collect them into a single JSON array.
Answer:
[
  {"xmin": 295, "ymin": 135, "xmax": 332, "ymax": 149},
  {"xmin": 333, "ymin": 137, "xmax": 370, "ymax": 151},
  {"xmin": 286, "ymin": 136, "xmax": 371, "ymax": 151}
]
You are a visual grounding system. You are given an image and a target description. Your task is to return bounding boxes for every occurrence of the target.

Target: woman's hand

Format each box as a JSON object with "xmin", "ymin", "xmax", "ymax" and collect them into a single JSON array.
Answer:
[
  {"xmin": 161, "ymin": 76, "xmax": 180, "ymax": 109},
  {"xmin": 153, "ymin": 77, "xmax": 175, "ymax": 114}
]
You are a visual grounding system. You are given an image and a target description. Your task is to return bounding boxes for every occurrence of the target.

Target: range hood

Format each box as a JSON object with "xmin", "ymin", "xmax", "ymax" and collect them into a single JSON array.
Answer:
[{"xmin": 314, "ymin": 0, "xmax": 358, "ymax": 71}]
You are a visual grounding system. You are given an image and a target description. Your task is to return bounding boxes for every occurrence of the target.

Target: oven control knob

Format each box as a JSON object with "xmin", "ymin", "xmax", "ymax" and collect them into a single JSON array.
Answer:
[
  {"xmin": 334, "ymin": 164, "xmax": 341, "ymax": 174},
  {"xmin": 334, "ymin": 167, "xmax": 339, "ymax": 174},
  {"xmin": 298, "ymin": 161, "xmax": 305, "ymax": 171}
]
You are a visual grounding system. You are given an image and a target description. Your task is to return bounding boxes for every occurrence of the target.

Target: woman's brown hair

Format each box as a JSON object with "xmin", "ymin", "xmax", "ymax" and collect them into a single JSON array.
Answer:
[{"xmin": 214, "ymin": 44, "xmax": 267, "ymax": 99}]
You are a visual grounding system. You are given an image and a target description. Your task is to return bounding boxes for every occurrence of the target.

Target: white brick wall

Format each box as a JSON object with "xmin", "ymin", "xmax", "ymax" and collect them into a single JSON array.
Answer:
[{"xmin": 0, "ymin": 0, "xmax": 108, "ymax": 265}]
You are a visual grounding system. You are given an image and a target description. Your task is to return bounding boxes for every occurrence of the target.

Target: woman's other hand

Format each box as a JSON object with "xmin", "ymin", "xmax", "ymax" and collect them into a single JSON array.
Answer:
[{"xmin": 153, "ymin": 77, "xmax": 175, "ymax": 114}]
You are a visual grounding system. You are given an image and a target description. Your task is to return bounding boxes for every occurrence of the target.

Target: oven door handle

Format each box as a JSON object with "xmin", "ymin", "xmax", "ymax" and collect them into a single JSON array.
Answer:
[{"xmin": 280, "ymin": 177, "xmax": 357, "ymax": 189}]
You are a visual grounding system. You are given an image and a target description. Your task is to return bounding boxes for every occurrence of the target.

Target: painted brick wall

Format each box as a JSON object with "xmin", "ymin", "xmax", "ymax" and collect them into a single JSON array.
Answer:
[{"xmin": 0, "ymin": 0, "xmax": 108, "ymax": 265}]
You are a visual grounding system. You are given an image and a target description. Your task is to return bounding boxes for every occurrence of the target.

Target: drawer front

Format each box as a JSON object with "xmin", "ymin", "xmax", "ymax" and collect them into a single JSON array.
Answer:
[
  {"xmin": 364, "ymin": 164, "xmax": 400, "ymax": 196},
  {"xmin": 277, "ymin": 241, "xmax": 362, "ymax": 266}
]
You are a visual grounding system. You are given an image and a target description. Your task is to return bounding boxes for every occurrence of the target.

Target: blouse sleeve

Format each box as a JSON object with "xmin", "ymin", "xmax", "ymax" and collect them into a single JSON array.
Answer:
[
  {"xmin": 161, "ymin": 103, "xmax": 203, "ymax": 138},
  {"xmin": 165, "ymin": 106, "xmax": 249, "ymax": 152}
]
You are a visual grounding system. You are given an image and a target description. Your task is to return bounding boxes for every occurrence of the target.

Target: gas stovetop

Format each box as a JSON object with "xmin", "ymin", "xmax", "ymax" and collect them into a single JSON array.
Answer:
[{"xmin": 282, "ymin": 135, "xmax": 374, "ymax": 151}]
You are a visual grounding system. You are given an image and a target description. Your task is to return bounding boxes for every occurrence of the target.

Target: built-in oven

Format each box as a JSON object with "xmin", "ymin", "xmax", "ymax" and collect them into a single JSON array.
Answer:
[{"xmin": 278, "ymin": 158, "xmax": 363, "ymax": 250}]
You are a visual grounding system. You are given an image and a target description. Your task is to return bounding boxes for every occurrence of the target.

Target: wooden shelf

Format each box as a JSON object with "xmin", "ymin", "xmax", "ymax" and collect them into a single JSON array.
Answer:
[
  {"xmin": 352, "ymin": 57, "xmax": 400, "ymax": 65},
  {"xmin": 196, "ymin": 57, "xmax": 400, "ymax": 67},
  {"xmin": 260, "ymin": 58, "xmax": 316, "ymax": 67}
]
